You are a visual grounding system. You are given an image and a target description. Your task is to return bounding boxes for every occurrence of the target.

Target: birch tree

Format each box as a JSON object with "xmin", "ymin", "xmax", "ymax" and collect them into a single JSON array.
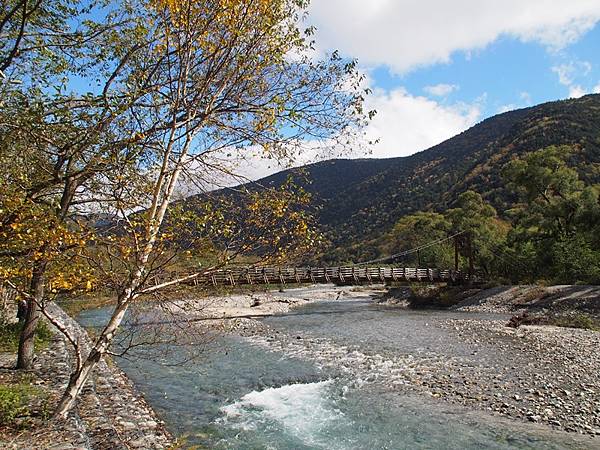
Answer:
[{"xmin": 51, "ymin": 0, "xmax": 370, "ymax": 417}]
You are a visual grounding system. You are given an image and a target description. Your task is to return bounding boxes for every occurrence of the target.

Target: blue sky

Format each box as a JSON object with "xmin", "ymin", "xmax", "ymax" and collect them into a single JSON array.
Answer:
[
  {"xmin": 300, "ymin": 0, "xmax": 600, "ymax": 160},
  {"xmin": 61, "ymin": 1, "xmax": 600, "ymax": 184},
  {"xmin": 395, "ymin": 26, "xmax": 600, "ymax": 115}
]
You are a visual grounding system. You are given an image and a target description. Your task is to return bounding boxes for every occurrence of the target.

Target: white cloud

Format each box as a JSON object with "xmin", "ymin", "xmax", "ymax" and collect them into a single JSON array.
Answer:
[
  {"xmin": 568, "ymin": 85, "xmax": 587, "ymax": 99},
  {"xmin": 356, "ymin": 87, "xmax": 482, "ymax": 159},
  {"xmin": 423, "ymin": 83, "xmax": 459, "ymax": 97},
  {"xmin": 552, "ymin": 61, "xmax": 595, "ymax": 98},
  {"xmin": 593, "ymin": 83, "xmax": 600, "ymax": 94},
  {"xmin": 519, "ymin": 91, "xmax": 533, "ymax": 104},
  {"xmin": 498, "ymin": 104, "xmax": 517, "ymax": 114},
  {"xmin": 307, "ymin": 0, "xmax": 600, "ymax": 73},
  {"xmin": 552, "ymin": 63, "xmax": 576, "ymax": 86},
  {"xmin": 497, "ymin": 91, "xmax": 533, "ymax": 113},
  {"xmin": 180, "ymin": 86, "xmax": 483, "ymax": 190}
]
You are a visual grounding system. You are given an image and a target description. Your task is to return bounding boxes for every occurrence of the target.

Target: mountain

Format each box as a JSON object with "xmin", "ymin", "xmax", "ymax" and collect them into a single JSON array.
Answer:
[{"xmin": 196, "ymin": 94, "xmax": 600, "ymax": 262}]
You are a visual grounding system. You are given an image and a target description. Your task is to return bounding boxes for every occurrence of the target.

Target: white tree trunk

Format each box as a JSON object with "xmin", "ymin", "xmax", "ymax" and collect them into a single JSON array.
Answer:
[
  {"xmin": 53, "ymin": 299, "xmax": 130, "ymax": 418},
  {"xmin": 53, "ymin": 137, "xmax": 190, "ymax": 418}
]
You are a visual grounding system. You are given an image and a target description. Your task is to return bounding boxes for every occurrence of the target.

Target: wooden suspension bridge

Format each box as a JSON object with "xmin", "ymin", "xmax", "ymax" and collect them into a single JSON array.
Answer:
[
  {"xmin": 146, "ymin": 232, "xmax": 481, "ymax": 289},
  {"xmin": 180, "ymin": 265, "xmax": 479, "ymax": 287}
]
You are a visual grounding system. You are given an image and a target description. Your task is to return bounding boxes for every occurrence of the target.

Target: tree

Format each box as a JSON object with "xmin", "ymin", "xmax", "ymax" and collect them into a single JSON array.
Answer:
[
  {"xmin": 1, "ymin": 1, "xmax": 159, "ymax": 369},
  {"xmin": 503, "ymin": 145, "xmax": 600, "ymax": 283},
  {"xmin": 51, "ymin": 0, "xmax": 370, "ymax": 417},
  {"xmin": 385, "ymin": 212, "xmax": 453, "ymax": 267},
  {"xmin": 446, "ymin": 191, "xmax": 509, "ymax": 276}
]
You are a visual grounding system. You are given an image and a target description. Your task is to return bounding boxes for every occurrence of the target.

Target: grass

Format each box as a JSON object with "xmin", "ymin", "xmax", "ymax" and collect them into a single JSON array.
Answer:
[
  {"xmin": 0, "ymin": 320, "xmax": 53, "ymax": 353},
  {"xmin": 549, "ymin": 313, "xmax": 600, "ymax": 331}
]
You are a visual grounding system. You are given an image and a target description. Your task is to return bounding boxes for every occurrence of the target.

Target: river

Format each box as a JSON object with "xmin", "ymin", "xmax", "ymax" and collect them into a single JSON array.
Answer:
[{"xmin": 76, "ymin": 287, "xmax": 588, "ymax": 449}]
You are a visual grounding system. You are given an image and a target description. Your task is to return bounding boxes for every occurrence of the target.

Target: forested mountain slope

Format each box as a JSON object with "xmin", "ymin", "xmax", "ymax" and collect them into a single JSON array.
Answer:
[{"xmin": 194, "ymin": 94, "xmax": 600, "ymax": 261}]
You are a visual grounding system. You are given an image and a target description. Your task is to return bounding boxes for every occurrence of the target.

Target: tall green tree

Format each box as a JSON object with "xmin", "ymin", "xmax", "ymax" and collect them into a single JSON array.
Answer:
[
  {"xmin": 446, "ymin": 191, "xmax": 509, "ymax": 276},
  {"xmin": 503, "ymin": 145, "xmax": 600, "ymax": 283},
  {"xmin": 385, "ymin": 212, "xmax": 452, "ymax": 267}
]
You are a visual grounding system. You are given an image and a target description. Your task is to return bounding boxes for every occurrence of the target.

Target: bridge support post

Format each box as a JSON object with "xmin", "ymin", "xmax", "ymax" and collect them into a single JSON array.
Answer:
[
  {"xmin": 467, "ymin": 232, "xmax": 474, "ymax": 285},
  {"xmin": 454, "ymin": 235, "xmax": 459, "ymax": 272}
]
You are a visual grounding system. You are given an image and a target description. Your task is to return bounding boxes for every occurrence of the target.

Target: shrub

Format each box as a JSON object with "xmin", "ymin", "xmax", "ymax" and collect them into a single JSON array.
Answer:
[
  {"xmin": 507, "ymin": 312, "xmax": 600, "ymax": 331},
  {"xmin": 0, "ymin": 384, "xmax": 38, "ymax": 426},
  {"xmin": 550, "ymin": 313, "xmax": 599, "ymax": 331}
]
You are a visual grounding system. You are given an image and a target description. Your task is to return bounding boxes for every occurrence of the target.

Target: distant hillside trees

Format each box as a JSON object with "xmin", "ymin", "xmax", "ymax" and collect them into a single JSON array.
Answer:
[
  {"xmin": 383, "ymin": 192, "xmax": 508, "ymax": 276},
  {"xmin": 244, "ymin": 94, "xmax": 600, "ymax": 261},
  {"xmin": 383, "ymin": 145, "xmax": 600, "ymax": 284},
  {"xmin": 384, "ymin": 212, "xmax": 452, "ymax": 267}
]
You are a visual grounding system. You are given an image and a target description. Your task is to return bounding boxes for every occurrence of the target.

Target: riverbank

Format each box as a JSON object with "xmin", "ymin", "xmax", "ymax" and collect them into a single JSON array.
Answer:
[
  {"xmin": 0, "ymin": 286, "xmax": 377, "ymax": 449},
  {"xmin": 0, "ymin": 303, "xmax": 172, "ymax": 449},
  {"xmin": 5, "ymin": 284, "xmax": 599, "ymax": 448},
  {"xmin": 227, "ymin": 284, "xmax": 600, "ymax": 442},
  {"xmin": 165, "ymin": 284, "xmax": 384, "ymax": 332}
]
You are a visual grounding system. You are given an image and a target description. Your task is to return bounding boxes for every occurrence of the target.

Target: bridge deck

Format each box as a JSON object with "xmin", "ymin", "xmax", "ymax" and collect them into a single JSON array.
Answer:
[{"xmin": 173, "ymin": 266, "xmax": 473, "ymax": 287}]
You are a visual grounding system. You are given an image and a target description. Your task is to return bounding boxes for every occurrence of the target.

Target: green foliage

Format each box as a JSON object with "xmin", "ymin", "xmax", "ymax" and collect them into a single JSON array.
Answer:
[
  {"xmin": 547, "ymin": 235, "xmax": 600, "ymax": 284},
  {"xmin": 377, "ymin": 192, "xmax": 509, "ymax": 275},
  {"xmin": 223, "ymin": 95, "xmax": 600, "ymax": 264},
  {"xmin": 373, "ymin": 144, "xmax": 599, "ymax": 286},
  {"xmin": 503, "ymin": 145, "xmax": 600, "ymax": 284},
  {"xmin": 508, "ymin": 312, "xmax": 600, "ymax": 331},
  {"xmin": 0, "ymin": 383, "xmax": 45, "ymax": 426},
  {"xmin": 446, "ymin": 191, "xmax": 509, "ymax": 275},
  {"xmin": 550, "ymin": 313, "xmax": 600, "ymax": 330},
  {"xmin": 385, "ymin": 212, "xmax": 452, "ymax": 267},
  {"xmin": 0, "ymin": 320, "xmax": 53, "ymax": 353}
]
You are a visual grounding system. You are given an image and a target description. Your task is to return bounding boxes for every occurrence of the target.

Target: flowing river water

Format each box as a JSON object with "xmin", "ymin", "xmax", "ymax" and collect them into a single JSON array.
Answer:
[{"xmin": 76, "ymin": 288, "xmax": 589, "ymax": 449}]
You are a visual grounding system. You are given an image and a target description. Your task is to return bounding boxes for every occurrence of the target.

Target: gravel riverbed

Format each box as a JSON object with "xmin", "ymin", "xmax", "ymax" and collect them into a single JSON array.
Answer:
[
  {"xmin": 4, "ymin": 284, "xmax": 598, "ymax": 448},
  {"xmin": 221, "ymin": 285, "xmax": 600, "ymax": 444}
]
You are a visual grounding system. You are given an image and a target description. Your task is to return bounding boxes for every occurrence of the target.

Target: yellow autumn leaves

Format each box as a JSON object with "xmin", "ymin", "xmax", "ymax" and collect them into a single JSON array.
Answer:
[{"xmin": 0, "ymin": 186, "xmax": 96, "ymax": 296}]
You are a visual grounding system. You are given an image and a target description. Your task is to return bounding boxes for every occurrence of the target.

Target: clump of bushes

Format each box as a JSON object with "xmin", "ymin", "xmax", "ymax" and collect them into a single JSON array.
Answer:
[
  {"xmin": 0, "ymin": 383, "xmax": 48, "ymax": 426},
  {"xmin": 507, "ymin": 312, "xmax": 600, "ymax": 331},
  {"xmin": 550, "ymin": 313, "xmax": 599, "ymax": 331},
  {"xmin": 405, "ymin": 285, "xmax": 479, "ymax": 309}
]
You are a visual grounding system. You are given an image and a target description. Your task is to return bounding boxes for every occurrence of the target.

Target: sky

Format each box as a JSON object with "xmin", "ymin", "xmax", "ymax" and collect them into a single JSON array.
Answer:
[
  {"xmin": 56, "ymin": 1, "xmax": 600, "ymax": 189},
  {"xmin": 229, "ymin": 0, "xmax": 600, "ymax": 183},
  {"xmin": 304, "ymin": 0, "xmax": 600, "ymax": 161}
]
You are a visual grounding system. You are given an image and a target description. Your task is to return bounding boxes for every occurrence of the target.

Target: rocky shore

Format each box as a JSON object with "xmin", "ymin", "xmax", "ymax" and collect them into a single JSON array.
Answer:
[
  {"xmin": 228, "ymin": 284, "xmax": 600, "ymax": 444},
  {"xmin": 437, "ymin": 318, "xmax": 600, "ymax": 435},
  {"xmin": 0, "ymin": 304, "xmax": 172, "ymax": 450}
]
